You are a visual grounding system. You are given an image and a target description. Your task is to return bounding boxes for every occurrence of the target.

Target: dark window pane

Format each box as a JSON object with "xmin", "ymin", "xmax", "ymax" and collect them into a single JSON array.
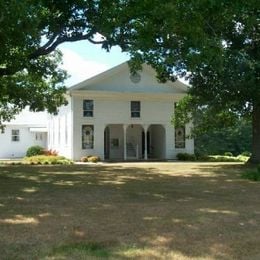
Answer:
[
  {"xmin": 131, "ymin": 101, "xmax": 140, "ymax": 111},
  {"xmin": 83, "ymin": 100, "xmax": 93, "ymax": 110},
  {"xmin": 83, "ymin": 100, "xmax": 94, "ymax": 117},
  {"xmin": 131, "ymin": 112, "xmax": 140, "ymax": 118},
  {"xmin": 131, "ymin": 101, "xmax": 140, "ymax": 118},
  {"xmin": 83, "ymin": 111, "xmax": 93, "ymax": 117}
]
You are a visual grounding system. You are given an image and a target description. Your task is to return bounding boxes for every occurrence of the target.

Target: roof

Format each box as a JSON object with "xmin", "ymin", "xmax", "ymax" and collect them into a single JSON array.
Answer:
[{"xmin": 68, "ymin": 62, "xmax": 189, "ymax": 93}]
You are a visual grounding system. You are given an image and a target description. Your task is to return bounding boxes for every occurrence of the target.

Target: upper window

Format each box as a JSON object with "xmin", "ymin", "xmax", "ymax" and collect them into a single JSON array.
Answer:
[
  {"xmin": 83, "ymin": 100, "xmax": 94, "ymax": 117},
  {"xmin": 131, "ymin": 101, "xmax": 141, "ymax": 118},
  {"xmin": 12, "ymin": 129, "xmax": 20, "ymax": 142},
  {"xmin": 175, "ymin": 127, "xmax": 185, "ymax": 148}
]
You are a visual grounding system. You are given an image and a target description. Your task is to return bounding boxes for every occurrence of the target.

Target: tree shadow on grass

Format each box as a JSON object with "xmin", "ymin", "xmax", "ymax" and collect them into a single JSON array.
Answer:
[{"xmin": 0, "ymin": 163, "xmax": 260, "ymax": 259}]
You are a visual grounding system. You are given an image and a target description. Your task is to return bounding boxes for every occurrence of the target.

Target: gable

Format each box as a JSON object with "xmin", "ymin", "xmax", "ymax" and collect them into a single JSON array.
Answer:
[{"xmin": 69, "ymin": 63, "xmax": 188, "ymax": 94}]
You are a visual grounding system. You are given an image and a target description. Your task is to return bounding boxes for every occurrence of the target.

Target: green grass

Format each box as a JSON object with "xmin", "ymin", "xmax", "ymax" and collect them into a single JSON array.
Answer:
[
  {"xmin": 0, "ymin": 162, "xmax": 260, "ymax": 259},
  {"xmin": 50, "ymin": 242, "xmax": 110, "ymax": 258}
]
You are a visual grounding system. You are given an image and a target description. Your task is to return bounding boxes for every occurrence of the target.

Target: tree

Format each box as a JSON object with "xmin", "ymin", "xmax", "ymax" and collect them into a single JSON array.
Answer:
[
  {"xmin": 0, "ymin": 0, "xmax": 129, "ymax": 124},
  {"xmin": 1, "ymin": 1, "xmax": 259, "ymax": 162},
  {"xmin": 102, "ymin": 0, "xmax": 259, "ymax": 162}
]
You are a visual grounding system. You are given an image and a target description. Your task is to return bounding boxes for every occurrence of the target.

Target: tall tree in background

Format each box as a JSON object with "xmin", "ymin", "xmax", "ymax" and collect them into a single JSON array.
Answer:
[{"xmin": 105, "ymin": 0, "xmax": 259, "ymax": 162}]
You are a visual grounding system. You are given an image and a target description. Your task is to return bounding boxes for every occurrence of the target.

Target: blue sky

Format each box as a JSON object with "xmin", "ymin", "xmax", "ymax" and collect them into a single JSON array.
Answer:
[{"xmin": 59, "ymin": 40, "xmax": 129, "ymax": 86}]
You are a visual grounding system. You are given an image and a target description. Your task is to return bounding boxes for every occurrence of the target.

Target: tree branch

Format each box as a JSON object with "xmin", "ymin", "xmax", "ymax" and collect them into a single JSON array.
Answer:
[
  {"xmin": 29, "ymin": 31, "xmax": 103, "ymax": 59},
  {"xmin": 0, "ymin": 31, "xmax": 106, "ymax": 77}
]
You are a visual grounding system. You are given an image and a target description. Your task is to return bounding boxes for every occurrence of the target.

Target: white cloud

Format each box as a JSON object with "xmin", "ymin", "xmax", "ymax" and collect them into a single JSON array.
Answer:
[{"xmin": 59, "ymin": 47, "xmax": 108, "ymax": 87}]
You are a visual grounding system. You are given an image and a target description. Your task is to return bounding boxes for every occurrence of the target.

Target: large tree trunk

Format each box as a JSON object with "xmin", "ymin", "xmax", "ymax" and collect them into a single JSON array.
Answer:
[{"xmin": 249, "ymin": 104, "xmax": 260, "ymax": 164}]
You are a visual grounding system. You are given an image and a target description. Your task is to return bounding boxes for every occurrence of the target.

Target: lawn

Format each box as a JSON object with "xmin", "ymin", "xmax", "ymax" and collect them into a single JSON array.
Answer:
[{"xmin": 0, "ymin": 162, "xmax": 259, "ymax": 259}]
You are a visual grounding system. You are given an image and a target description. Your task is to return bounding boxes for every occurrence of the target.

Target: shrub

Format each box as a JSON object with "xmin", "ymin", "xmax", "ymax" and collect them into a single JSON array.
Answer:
[
  {"xmin": 26, "ymin": 146, "xmax": 44, "ymax": 157},
  {"xmin": 241, "ymin": 151, "xmax": 251, "ymax": 157},
  {"xmin": 88, "ymin": 156, "xmax": 101, "ymax": 163},
  {"xmin": 80, "ymin": 155, "xmax": 100, "ymax": 163},
  {"xmin": 224, "ymin": 152, "xmax": 233, "ymax": 157},
  {"xmin": 43, "ymin": 149, "xmax": 59, "ymax": 156},
  {"xmin": 241, "ymin": 169, "xmax": 260, "ymax": 182},
  {"xmin": 80, "ymin": 155, "xmax": 93, "ymax": 162},
  {"xmin": 23, "ymin": 155, "xmax": 73, "ymax": 165},
  {"xmin": 176, "ymin": 153, "xmax": 196, "ymax": 161},
  {"xmin": 198, "ymin": 155, "xmax": 249, "ymax": 162}
]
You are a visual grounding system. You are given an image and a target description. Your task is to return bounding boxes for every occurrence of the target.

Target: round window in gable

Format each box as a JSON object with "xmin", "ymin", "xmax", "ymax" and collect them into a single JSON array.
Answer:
[{"xmin": 130, "ymin": 72, "xmax": 141, "ymax": 83}]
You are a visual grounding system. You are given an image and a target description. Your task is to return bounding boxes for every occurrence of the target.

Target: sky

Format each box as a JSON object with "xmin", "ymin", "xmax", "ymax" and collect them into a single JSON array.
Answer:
[{"xmin": 58, "ymin": 41, "xmax": 129, "ymax": 87}]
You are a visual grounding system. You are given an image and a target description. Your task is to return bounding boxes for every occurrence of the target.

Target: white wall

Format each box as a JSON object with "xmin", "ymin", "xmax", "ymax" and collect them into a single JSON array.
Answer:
[
  {"xmin": 0, "ymin": 108, "xmax": 48, "ymax": 159},
  {"xmin": 48, "ymin": 96, "xmax": 73, "ymax": 159},
  {"xmin": 71, "ymin": 94, "xmax": 194, "ymax": 160},
  {"xmin": 0, "ymin": 126, "xmax": 47, "ymax": 158}
]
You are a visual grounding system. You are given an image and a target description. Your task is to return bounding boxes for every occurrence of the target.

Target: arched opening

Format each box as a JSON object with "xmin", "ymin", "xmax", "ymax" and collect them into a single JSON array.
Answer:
[
  {"xmin": 104, "ymin": 124, "xmax": 124, "ymax": 160},
  {"xmin": 146, "ymin": 125, "xmax": 166, "ymax": 159}
]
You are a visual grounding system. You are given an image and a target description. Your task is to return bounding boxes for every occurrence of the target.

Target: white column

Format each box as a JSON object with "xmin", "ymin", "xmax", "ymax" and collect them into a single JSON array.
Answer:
[
  {"xmin": 143, "ymin": 125, "xmax": 149, "ymax": 160},
  {"xmin": 123, "ymin": 124, "xmax": 128, "ymax": 160}
]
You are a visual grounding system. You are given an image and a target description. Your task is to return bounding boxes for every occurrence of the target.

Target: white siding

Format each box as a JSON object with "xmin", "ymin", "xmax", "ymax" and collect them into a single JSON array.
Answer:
[
  {"xmin": 48, "ymin": 97, "xmax": 73, "ymax": 159},
  {"xmin": 71, "ymin": 94, "xmax": 193, "ymax": 160},
  {"xmin": 0, "ymin": 126, "xmax": 47, "ymax": 158}
]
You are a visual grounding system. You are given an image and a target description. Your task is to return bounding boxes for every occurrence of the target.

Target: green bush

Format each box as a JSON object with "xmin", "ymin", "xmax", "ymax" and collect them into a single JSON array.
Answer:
[
  {"xmin": 197, "ymin": 155, "xmax": 249, "ymax": 163},
  {"xmin": 23, "ymin": 155, "xmax": 73, "ymax": 165},
  {"xmin": 224, "ymin": 152, "xmax": 233, "ymax": 157},
  {"xmin": 26, "ymin": 145, "xmax": 44, "ymax": 157},
  {"xmin": 241, "ymin": 168, "xmax": 260, "ymax": 181},
  {"xmin": 176, "ymin": 153, "xmax": 196, "ymax": 161},
  {"xmin": 241, "ymin": 151, "xmax": 251, "ymax": 157}
]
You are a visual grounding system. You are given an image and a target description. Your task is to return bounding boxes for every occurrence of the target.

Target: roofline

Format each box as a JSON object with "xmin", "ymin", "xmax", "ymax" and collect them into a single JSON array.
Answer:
[
  {"xmin": 69, "ymin": 61, "xmax": 128, "ymax": 91},
  {"xmin": 68, "ymin": 61, "xmax": 189, "ymax": 92}
]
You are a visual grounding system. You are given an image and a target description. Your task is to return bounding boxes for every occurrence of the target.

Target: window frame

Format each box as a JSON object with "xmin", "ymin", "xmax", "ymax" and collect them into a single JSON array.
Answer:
[
  {"xmin": 83, "ymin": 100, "xmax": 94, "ymax": 117},
  {"xmin": 130, "ymin": 101, "xmax": 141, "ymax": 118},
  {"xmin": 82, "ymin": 125, "xmax": 94, "ymax": 149},
  {"xmin": 175, "ymin": 126, "xmax": 186, "ymax": 149},
  {"xmin": 11, "ymin": 129, "xmax": 20, "ymax": 142}
]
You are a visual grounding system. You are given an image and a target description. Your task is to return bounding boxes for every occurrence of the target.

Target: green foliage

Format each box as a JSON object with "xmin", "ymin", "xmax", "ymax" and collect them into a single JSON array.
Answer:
[
  {"xmin": 202, "ymin": 155, "xmax": 249, "ymax": 163},
  {"xmin": 176, "ymin": 153, "xmax": 196, "ymax": 161},
  {"xmin": 224, "ymin": 152, "xmax": 233, "ymax": 157},
  {"xmin": 0, "ymin": 0, "xmax": 131, "ymax": 123},
  {"xmin": 23, "ymin": 155, "xmax": 73, "ymax": 165},
  {"xmin": 110, "ymin": 1, "xmax": 259, "ymax": 162},
  {"xmin": 241, "ymin": 151, "xmax": 252, "ymax": 157},
  {"xmin": 26, "ymin": 146, "xmax": 44, "ymax": 157},
  {"xmin": 241, "ymin": 166, "xmax": 260, "ymax": 181},
  {"xmin": 194, "ymin": 115, "xmax": 252, "ymax": 156}
]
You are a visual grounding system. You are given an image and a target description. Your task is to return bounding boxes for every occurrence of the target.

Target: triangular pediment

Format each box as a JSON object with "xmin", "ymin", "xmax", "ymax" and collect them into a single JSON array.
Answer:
[{"xmin": 69, "ymin": 62, "xmax": 188, "ymax": 94}]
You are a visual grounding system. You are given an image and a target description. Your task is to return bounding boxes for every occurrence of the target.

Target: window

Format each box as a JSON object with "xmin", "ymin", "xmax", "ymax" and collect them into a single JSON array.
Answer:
[
  {"xmin": 83, "ymin": 100, "xmax": 94, "ymax": 117},
  {"xmin": 35, "ymin": 133, "xmax": 43, "ymax": 141},
  {"xmin": 82, "ymin": 125, "xmax": 94, "ymax": 149},
  {"xmin": 175, "ymin": 127, "xmax": 185, "ymax": 148},
  {"xmin": 131, "ymin": 101, "xmax": 141, "ymax": 118},
  {"xmin": 12, "ymin": 129, "xmax": 20, "ymax": 142}
]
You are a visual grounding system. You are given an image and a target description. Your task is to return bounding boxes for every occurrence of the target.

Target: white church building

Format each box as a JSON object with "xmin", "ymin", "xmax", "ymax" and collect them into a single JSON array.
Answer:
[{"xmin": 0, "ymin": 63, "xmax": 194, "ymax": 160}]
